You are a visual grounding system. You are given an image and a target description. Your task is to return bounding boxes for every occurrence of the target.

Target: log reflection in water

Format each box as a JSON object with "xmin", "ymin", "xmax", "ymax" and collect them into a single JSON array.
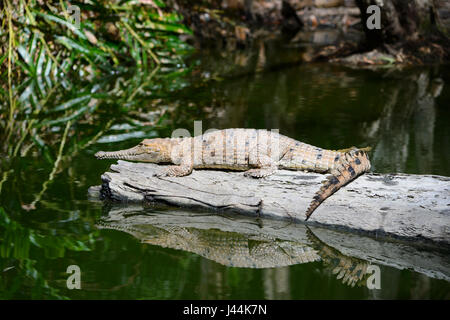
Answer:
[{"xmin": 96, "ymin": 206, "xmax": 450, "ymax": 288}]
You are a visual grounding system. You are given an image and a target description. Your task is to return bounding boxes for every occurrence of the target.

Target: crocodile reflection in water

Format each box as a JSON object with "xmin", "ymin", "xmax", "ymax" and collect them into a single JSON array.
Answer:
[
  {"xmin": 97, "ymin": 215, "xmax": 370, "ymax": 287},
  {"xmin": 306, "ymin": 228, "xmax": 369, "ymax": 287}
]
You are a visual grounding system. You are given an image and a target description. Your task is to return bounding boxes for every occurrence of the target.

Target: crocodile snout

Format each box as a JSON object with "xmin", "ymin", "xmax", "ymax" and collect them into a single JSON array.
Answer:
[
  {"xmin": 95, "ymin": 151, "xmax": 121, "ymax": 159},
  {"xmin": 94, "ymin": 149, "xmax": 137, "ymax": 160},
  {"xmin": 95, "ymin": 151, "xmax": 106, "ymax": 159}
]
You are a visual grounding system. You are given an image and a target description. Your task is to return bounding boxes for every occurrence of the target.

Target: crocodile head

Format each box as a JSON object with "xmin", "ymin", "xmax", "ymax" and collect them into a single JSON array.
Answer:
[{"xmin": 95, "ymin": 138, "xmax": 172, "ymax": 163}]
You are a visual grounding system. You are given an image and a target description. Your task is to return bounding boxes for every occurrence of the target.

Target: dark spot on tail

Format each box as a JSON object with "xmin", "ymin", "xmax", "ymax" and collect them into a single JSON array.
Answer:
[
  {"xmin": 329, "ymin": 176, "xmax": 339, "ymax": 185},
  {"xmin": 210, "ymin": 150, "xmax": 215, "ymax": 157},
  {"xmin": 316, "ymin": 153, "xmax": 323, "ymax": 160},
  {"xmin": 355, "ymin": 158, "xmax": 361, "ymax": 165},
  {"xmin": 348, "ymin": 165, "xmax": 356, "ymax": 177},
  {"xmin": 334, "ymin": 155, "xmax": 340, "ymax": 162}
]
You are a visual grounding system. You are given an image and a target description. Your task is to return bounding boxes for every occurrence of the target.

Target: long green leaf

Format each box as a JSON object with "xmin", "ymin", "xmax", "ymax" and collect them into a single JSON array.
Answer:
[
  {"xmin": 46, "ymin": 94, "xmax": 92, "ymax": 113},
  {"xmin": 18, "ymin": 45, "xmax": 36, "ymax": 75},
  {"xmin": 55, "ymin": 36, "xmax": 108, "ymax": 57},
  {"xmin": 34, "ymin": 11, "xmax": 87, "ymax": 40}
]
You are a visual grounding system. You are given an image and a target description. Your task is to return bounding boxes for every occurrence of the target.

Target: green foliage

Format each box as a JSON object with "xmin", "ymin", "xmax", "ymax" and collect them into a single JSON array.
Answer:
[
  {"xmin": 0, "ymin": 207, "xmax": 92, "ymax": 260},
  {"xmin": 0, "ymin": 0, "xmax": 193, "ymax": 195},
  {"xmin": 0, "ymin": 207, "xmax": 94, "ymax": 299},
  {"xmin": 0, "ymin": 3, "xmax": 193, "ymax": 298},
  {"xmin": 0, "ymin": 0, "xmax": 192, "ymax": 154},
  {"xmin": 0, "ymin": 0, "xmax": 195, "ymax": 299},
  {"xmin": 0, "ymin": 0, "xmax": 191, "ymax": 78}
]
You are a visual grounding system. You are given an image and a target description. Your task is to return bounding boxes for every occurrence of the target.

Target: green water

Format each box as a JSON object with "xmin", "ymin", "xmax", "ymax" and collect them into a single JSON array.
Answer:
[{"xmin": 1, "ymin": 46, "xmax": 450, "ymax": 299}]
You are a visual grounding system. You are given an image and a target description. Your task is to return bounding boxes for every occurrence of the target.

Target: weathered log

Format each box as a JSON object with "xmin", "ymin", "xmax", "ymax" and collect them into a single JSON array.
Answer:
[{"xmin": 90, "ymin": 160, "xmax": 450, "ymax": 244}]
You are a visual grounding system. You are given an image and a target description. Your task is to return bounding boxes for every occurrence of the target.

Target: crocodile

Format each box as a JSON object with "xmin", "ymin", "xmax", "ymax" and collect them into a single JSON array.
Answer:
[{"xmin": 95, "ymin": 129, "xmax": 371, "ymax": 220}]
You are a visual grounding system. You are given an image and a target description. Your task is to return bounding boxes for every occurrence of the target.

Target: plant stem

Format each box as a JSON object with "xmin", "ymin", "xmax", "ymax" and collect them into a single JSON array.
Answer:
[
  {"xmin": 5, "ymin": 0, "xmax": 16, "ymax": 141},
  {"xmin": 121, "ymin": 20, "xmax": 160, "ymax": 65}
]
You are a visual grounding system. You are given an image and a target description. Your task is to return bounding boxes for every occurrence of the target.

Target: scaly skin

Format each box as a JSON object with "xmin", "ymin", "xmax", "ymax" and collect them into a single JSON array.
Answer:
[{"xmin": 95, "ymin": 129, "xmax": 371, "ymax": 220}]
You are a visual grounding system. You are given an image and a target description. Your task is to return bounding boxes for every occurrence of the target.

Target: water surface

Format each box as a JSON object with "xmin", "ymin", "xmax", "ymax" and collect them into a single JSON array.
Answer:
[{"xmin": 1, "ymin": 45, "xmax": 449, "ymax": 299}]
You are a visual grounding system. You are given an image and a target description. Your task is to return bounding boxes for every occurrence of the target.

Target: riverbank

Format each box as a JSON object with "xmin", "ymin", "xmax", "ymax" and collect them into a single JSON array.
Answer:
[{"xmin": 172, "ymin": 0, "xmax": 450, "ymax": 66}]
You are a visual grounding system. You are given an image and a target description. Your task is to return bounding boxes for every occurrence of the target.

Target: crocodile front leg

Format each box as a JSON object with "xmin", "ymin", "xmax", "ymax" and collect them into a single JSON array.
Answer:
[
  {"xmin": 155, "ymin": 158, "xmax": 193, "ymax": 177},
  {"xmin": 158, "ymin": 165, "xmax": 193, "ymax": 177}
]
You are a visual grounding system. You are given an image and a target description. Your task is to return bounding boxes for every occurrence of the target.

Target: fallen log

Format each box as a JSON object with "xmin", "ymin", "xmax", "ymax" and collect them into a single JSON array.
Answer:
[{"xmin": 90, "ymin": 160, "xmax": 450, "ymax": 244}]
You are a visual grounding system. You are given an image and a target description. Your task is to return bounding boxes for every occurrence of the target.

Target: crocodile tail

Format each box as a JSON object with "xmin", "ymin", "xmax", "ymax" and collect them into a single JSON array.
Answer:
[{"xmin": 305, "ymin": 149, "xmax": 371, "ymax": 221}]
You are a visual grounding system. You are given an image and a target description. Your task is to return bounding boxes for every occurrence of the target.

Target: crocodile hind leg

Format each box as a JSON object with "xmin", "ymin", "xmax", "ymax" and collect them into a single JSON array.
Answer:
[
  {"xmin": 244, "ymin": 155, "xmax": 278, "ymax": 178},
  {"xmin": 305, "ymin": 149, "xmax": 371, "ymax": 221},
  {"xmin": 244, "ymin": 166, "xmax": 277, "ymax": 178}
]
